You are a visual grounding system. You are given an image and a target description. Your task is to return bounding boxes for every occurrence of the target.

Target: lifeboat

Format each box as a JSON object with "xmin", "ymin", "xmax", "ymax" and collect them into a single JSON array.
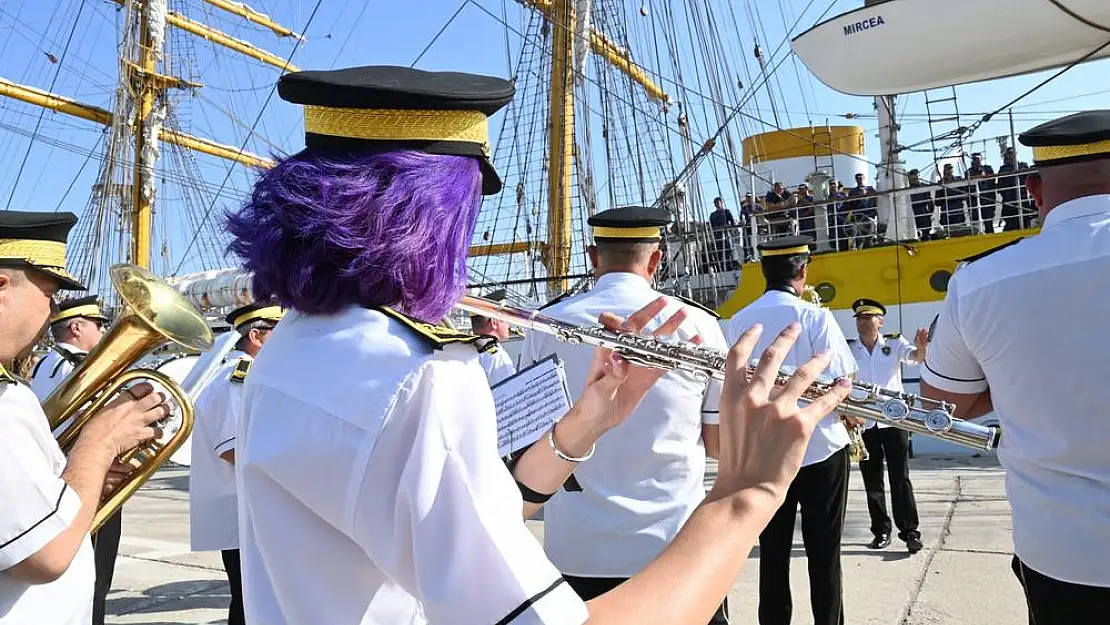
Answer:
[{"xmin": 790, "ymin": 0, "xmax": 1110, "ymax": 95}]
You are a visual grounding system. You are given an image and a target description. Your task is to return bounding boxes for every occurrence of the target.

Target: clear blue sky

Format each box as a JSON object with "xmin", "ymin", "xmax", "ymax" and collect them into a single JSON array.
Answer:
[{"xmin": 1, "ymin": 0, "xmax": 1107, "ymax": 275}]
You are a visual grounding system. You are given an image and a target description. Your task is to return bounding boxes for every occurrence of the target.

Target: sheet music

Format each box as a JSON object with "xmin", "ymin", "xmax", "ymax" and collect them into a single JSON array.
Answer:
[{"xmin": 492, "ymin": 354, "xmax": 572, "ymax": 457}]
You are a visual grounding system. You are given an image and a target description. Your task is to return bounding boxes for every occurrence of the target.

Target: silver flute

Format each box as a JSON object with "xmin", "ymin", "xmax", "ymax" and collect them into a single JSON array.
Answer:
[{"xmin": 457, "ymin": 295, "xmax": 1002, "ymax": 453}]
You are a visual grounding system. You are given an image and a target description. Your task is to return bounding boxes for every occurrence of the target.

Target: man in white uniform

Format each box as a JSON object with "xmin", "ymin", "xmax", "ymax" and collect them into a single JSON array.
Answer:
[
  {"xmin": 471, "ymin": 289, "xmax": 517, "ymax": 385},
  {"xmin": 724, "ymin": 235, "xmax": 858, "ymax": 625},
  {"xmin": 0, "ymin": 210, "xmax": 170, "ymax": 625},
  {"xmin": 29, "ymin": 295, "xmax": 108, "ymax": 400},
  {"xmin": 190, "ymin": 301, "xmax": 283, "ymax": 625},
  {"xmin": 920, "ymin": 110, "xmax": 1110, "ymax": 623},
  {"xmin": 518, "ymin": 205, "xmax": 729, "ymax": 624},
  {"xmin": 223, "ymin": 64, "xmax": 855, "ymax": 625},
  {"xmin": 847, "ymin": 298, "xmax": 928, "ymax": 553},
  {"xmin": 27, "ymin": 294, "xmax": 123, "ymax": 625}
]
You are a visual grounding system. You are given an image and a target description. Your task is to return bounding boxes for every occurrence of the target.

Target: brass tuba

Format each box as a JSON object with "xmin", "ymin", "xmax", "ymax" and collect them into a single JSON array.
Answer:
[
  {"xmin": 801, "ymin": 284, "xmax": 869, "ymax": 461},
  {"xmin": 43, "ymin": 264, "xmax": 215, "ymax": 531}
]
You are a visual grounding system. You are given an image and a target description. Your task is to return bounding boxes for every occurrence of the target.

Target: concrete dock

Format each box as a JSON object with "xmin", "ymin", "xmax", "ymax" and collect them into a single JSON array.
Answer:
[{"xmin": 105, "ymin": 455, "xmax": 1024, "ymax": 624}]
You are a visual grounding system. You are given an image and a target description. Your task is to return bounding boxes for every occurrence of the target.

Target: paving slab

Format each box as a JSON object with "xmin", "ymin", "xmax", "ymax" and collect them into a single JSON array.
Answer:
[{"xmin": 106, "ymin": 456, "xmax": 1025, "ymax": 624}]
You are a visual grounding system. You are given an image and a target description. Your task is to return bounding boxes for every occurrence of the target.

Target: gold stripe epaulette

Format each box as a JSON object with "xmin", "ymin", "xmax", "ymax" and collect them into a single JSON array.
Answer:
[
  {"xmin": 229, "ymin": 357, "xmax": 252, "ymax": 384},
  {"xmin": 377, "ymin": 307, "xmax": 483, "ymax": 351},
  {"xmin": 884, "ymin": 333, "xmax": 902, "ymax": 340}
]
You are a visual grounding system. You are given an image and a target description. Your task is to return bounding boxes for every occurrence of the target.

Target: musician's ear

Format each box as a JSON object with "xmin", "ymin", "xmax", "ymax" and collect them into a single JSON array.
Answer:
[
  {"xmin": 587, "ymin": 245, "xmax": 599, "ymax": 269},
  {"xmin": 646, "ymin": 246, "xmax": 663, "ymax": 276}
]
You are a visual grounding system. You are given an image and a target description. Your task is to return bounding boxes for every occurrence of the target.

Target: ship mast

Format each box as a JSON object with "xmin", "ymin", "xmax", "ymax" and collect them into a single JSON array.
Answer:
[
  {"xmin": 545, "ymin": 0, "xmax": 576, "ymax": 299},
  {"xmin": 129, "ymin": 0, "xmax": 167, "ymax": 268}
]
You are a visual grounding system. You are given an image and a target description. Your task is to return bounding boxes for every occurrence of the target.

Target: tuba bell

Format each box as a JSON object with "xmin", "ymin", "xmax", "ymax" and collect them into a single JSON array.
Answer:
[{"xmin": 43, "ymin": 264, "xmax": 214, "ymax": 532}]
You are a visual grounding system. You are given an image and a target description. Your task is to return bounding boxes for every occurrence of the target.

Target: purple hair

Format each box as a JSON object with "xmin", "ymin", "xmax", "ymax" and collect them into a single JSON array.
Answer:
[{"xmin": 225, "ymin": 148, "xmax": 482, "ymax": 320}]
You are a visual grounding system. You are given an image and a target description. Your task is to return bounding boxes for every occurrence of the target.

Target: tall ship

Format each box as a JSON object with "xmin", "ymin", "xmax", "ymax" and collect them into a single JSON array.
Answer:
[{"xmin": 3, "ymin": 0, "xmax": 1107, "ymax": 460}]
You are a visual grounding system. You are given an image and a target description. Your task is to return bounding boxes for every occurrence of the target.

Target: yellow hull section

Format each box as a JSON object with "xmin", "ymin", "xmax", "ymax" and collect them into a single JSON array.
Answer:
[{"xmin": 716, "ymin": 229, "xmax": 1036, "ymax": 318}]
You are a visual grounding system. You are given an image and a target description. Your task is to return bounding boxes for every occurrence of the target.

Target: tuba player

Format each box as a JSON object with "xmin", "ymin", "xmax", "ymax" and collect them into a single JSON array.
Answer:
[{"xmin": 0, "ymin": 210, "xmax": 170, "ymax": 624}]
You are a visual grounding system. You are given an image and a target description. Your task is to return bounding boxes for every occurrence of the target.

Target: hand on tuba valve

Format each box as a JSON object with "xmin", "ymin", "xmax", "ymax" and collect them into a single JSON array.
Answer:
[{"xmin": 43, "ymin": 264, "xmax": 214, "ymax": 532}]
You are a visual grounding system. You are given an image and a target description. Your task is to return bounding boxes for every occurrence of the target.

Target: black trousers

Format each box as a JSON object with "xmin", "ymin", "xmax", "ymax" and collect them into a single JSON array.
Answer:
[
  {"xmin": 1011, "ymin": 556, "xmax": 1110, "ymax": 624},
  {"xmin": 758, "ymin": 446, "xmax": 849, "ymax": 625},
  {"xmin": 564, "ymin": 574, "xmax": 729, "ymax": 624},
  {"xmin": 90, "ymin": 509, "xmax": 122, "ymax": 625},
  {"xmin": 859, "ymin": 427, "xmax": 920, "ymax": 541},
  {"xmin": 221, "ymin": 549, "xmax": 246, "ymax": 625}
]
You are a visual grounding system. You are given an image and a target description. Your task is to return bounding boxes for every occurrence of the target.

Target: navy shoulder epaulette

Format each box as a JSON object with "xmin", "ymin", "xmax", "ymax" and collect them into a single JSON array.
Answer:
[
  {"xmin": 476, "ymin": 336, "xmax": 500, "ymax": 354},
  {"xmin": 377, "ymin": 307, "xmax": 483, "ymax": 351},
  {"xmin": 884, "ymin": 333, "xmax": 901, "ymax": 340},
  {"xmin": 847, "ymin": 338, "xmax": 857, "ymax": 344},
  {"xmin": 958, "ymin": 237, "xmax": 1026, "ymax": 265},
  {"xmin": 229, "ymin": 357, "xmax": 252, "ymax": 384},
  {"xmin": 671, "ymin": 294, "xmax": 721, "ymax": 319}
]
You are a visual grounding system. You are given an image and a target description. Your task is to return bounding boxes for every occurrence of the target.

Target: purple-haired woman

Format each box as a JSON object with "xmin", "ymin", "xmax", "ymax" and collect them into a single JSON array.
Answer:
[{"xmin": 224, "ymin": 65, "xmax": 850, "ymax": 625}]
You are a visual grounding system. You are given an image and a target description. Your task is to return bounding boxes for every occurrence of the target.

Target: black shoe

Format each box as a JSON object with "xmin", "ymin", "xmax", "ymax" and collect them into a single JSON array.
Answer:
[
  {"xmin": 868, "ymin": 534, "xmax": 891, "ymax": 549},
  {"xmin": 906, "ymin": 537, "xmax": 923, "ymax": 554}
]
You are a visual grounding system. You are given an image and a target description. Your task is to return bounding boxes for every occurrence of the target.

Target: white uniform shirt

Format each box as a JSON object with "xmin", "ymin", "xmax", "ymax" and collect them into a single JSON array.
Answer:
[
  {"xmin": 850, "ymin": 335, "xmax": 917, "ymax": 429},
  {"xmin": 919, "ymin": 194, "xmax": 1110, "ymax": 587},
  {"xmin": 0, "ymin": 378, "xmax": 95, "ymax": 625},
  {"xmin": 236, "ymin": 306, "xmax": 588, "ymax": 625},
  {"xmin": 478, "ymin": 343, "xmax": 516, "ymax": 386},
  {"xmin": 189, "ymin": 350, "xmax": 247, "ymax": 552},
  {"xmin": 518, "ymin": 272, "xmax": 727, "ymax": 578},
  {"xmin": 725, "ymin": 289, "xmax": 857, "ymax": 467},
  {"xmin": 29, "ymin": 342, "xmax": 85, "ymax": 401}
]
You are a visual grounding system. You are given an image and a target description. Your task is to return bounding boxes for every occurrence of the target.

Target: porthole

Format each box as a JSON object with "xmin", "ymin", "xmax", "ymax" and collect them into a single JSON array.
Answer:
[
  {"xmin": 815, "ymin": 282, "xmax": 836, "ymax": 304},
  {"xmin": 929, "ymin": 270, "xmax": 952, "ymax": 292}
]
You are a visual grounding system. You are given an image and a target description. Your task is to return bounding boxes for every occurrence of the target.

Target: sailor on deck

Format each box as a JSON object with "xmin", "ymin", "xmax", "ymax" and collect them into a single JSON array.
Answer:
[
  {"xmin": 29, "ymin": 295, "xmax": 109, "ymax": 401},
  {"xmin": 518, "ymin": 205, "xmax": 731, "ymax": 624},
  {"xmin": 723, "ymin": 235, "xmax": 859, "ymax": 625},
  {"xmin": 848, "ymin": 298, "xmax": 928, "ymax": 554},
  {"xmin": 0, "ymin": 211, "xmax": 169, "ymax": 625},
  {"xmin": 189, "ymin": 301, "xmax": 283, "ymax": 625},
  {"xmin": 920, "ymin": 109, "xmax": 1110, "ymax": 624},
  {"xmin": 222, "ymin": 63, "xmax": 852, "ymax": 625}
]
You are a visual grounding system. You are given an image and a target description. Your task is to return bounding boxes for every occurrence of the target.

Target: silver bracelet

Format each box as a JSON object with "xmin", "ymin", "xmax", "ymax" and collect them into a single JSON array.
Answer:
[{"xmin": 548, "ymin": 425, "xmax": 595, "ymax": 463}]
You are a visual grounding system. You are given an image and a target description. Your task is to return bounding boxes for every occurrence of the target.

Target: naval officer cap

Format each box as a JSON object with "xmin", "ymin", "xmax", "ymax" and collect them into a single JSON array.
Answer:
[
  {"xmin": 1019, "ymin": 109, "xmax": 1110, "ymax": 167},
  {"xmin": 51, "ymin": 295, "xmax": 110, "ymax": 325},
  {"xmin": 278, "ymin": 65, "xmax": 516, "ymax": 195},
  {"xmin": 588, "ymin": 206, "xmax": 672, "ymax": 242},
  {"xmin": 852, "ymin": 297, "xmax": 886, "ymax": 317},
  {"xmin": 0, "ymin": 211, "xmax": 84, "ymax": 290},
  {"xmin": 757, "ymin": 235, "xmax": 813, "ymax": 260},
  {"xmin": 225, "ymin": 300, "xmax": 285, "ymax": 330}
]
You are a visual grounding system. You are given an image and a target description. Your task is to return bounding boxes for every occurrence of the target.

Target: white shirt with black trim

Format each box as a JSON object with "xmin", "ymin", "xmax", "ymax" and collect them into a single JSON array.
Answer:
[
  {"xmin": 189, "ymin": 350, "xmax": 247, "ymax": 553},
  {"xmin": 478, "ymin": 344, "xmax": 516, "ymax": 386},
  {"xmin": 236, "ymin": 306, "xmax": 589, "ymax": 625},
  {"xmin": 29, "ymin": 342, "xmax": 85, "ymax": 401},
  {"xmin": 725, "ymin": 289, "xmax": 858, "ymax": 466},
  {"xmin": 518, "ymin": 272, "xmax": 726, "ymax": 578},
  {"xmin": 919, "ymin": 194, "xmax": 1110, "ymax": 587},
  {"xmin": 850, "ymin": 335, "xmax": 917, "ymax": 429},
  {"xmin": 0, "ymin": 380, "xmax": 95, "ymax": 625}
]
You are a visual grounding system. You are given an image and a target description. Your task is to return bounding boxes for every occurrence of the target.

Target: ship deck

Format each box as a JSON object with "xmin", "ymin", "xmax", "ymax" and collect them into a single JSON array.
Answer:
[{"xmin": 105, "ymin": 455, "xmax": 1024, "ymax": 624}]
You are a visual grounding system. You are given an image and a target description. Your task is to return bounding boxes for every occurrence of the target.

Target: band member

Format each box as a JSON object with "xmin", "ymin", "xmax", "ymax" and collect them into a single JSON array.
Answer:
[
  {"xmin": 470, "ymin": 289, "xmax": 516, "ymax": 385},
  {"xmin": 724, "ymin": 235, "xmax": 859, "ymax": 625},
  {"xmin": 189, "ymin": 301, "xmax": 283, "ymax": 625},
  {"xmin": 0, "ymin": 210, "xmax": 169, "ymax": 624},
  {"xmin": 223, "ymin": 64, "xmax": 851, "ymax": 624},
  {"xmin": 27, "ymin": 293, "xmax": 121, "ymax": 625},
  {"xmin": 848, "ymin": 298, "xmax": 928, "ymax": 553},
  {"xmin": 920, "ymin": 110, "xmax": 1110, "ymax": 623},
  {"xmin": 518, "ymin": 205, "xmax": 730, "ymax": 624},
  {"xmin": 29, "ymin": 296, "xmax": 109, "ymax": 400}
]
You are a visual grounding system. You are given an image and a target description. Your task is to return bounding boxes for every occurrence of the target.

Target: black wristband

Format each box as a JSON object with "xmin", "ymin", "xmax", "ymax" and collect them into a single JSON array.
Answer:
[{"xmin": 516, "ymin": 480, "xmax": 555, "ymax": 504}]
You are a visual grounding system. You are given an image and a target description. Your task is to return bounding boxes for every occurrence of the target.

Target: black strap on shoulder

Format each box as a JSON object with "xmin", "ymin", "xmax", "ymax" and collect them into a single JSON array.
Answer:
[
  {"xmin": 376, "ymin": 306, "xmax": 482, "ymax": 351},
  {"xmin": 766, "ymin": 284, "xmax": 798, "ymax": 297},
  {"xmin": 958, "ymin": 237, "xmax": 1025, "ymax": 265},
  {"xmin": 52, "ymin": 345, "xmax": 86, "ymax": 368},
  {"xmin": 671, "ymin": 293, "xmax": 721, "ymax": 319}
]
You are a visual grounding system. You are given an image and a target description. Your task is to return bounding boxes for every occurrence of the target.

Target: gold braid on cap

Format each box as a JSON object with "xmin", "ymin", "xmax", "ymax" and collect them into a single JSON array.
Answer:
[
  {"xmin": 303, "ymin": 106, "xmax": 491, "ymax": 156},
  {"xmin": 0, "ymin": 239, "xmax": 66, "ymax": 269},
  {"xmin": 1033, "ymin": 139, "xmax": 1110, "ymax": 163}
]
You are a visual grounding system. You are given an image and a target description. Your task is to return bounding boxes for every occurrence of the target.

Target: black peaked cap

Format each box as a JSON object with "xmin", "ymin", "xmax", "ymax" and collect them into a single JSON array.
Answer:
[
  {"xmin": 1019, "ymin": 110, "xmax": 1110, "ymax": 167},
  {"xmin": 588, "ymin": 206, "xmax": 672, "ymax": 242},
  {"xmin": 0, "ymin": 211, "xmax": 84, "ymax": 290}
]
